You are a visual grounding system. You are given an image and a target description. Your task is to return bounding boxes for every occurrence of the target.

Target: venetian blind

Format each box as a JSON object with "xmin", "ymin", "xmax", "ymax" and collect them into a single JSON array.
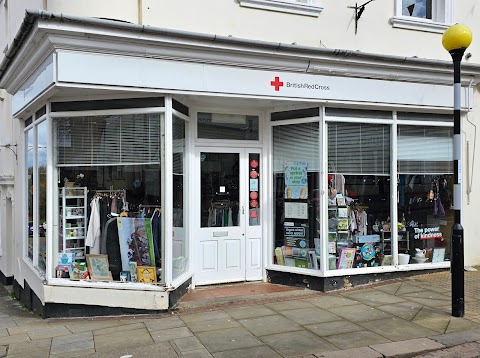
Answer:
[
  {"xmin": 328, "ymin": 123, "xmax": 390, "ymax": 175},
  {"xmin": 398, "ymin": 125, "xmax": 453, "ymax": 174},
  {"xmin": 273, "ymin": 122, "xmax": 320, "ymax": 172},
  {"xmin": 55, "ymin": 114, "xmax": 161, "ymax": 166},
  {"xmin": 173, "ymin": 116, "xmax": 185, "ymax": 175}
]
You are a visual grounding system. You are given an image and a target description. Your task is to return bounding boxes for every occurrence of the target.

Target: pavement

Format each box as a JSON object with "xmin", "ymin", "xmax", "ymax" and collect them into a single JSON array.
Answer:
[{"xmin": 1, "ymin": 269, "xmax": 480, "ymax": 357}]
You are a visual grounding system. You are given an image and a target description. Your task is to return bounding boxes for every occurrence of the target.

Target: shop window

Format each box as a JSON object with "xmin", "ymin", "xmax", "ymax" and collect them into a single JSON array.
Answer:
[
  {"xmin": 272, "ymin": 121, "xmax": 320, "ymax": 270},
  {"xmin": 26, "ymin": 129, "xmax": 34, "ymax": 262},
  {"xmin": 327, "ymin": 122, "xmax": 391, "ymax": 270},
  {"xmin": 172, "ymin": 115, "xmax": 187, "ymax": 280},
  {"xmin": 239, "ymin": 0, "xmax": 324, "ymax": 17},
  {"xmin": 197, "ymin": 112, "xmax": 259, "ymax": 141},
  {"xmin": 397, "ymin": 125, "xmax": 453, "ymax": 265},
  {"xmin": 391, "ymin": 0, "xmax": 453, "ymax": 33},
  {"xmin": 53, "ymin": 113, "xmax": 165, "ymax": 284},
  {"xmin": 37, "ymin": 121, "xmax": 47, "ymax": 271}
]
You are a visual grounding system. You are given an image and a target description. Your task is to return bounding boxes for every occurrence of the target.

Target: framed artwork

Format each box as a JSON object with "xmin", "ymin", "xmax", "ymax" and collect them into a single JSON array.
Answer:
[
  {"xmin": 119, "ymin": 271, "xmax": 131, "ymax": 282},
  {"xmin": 137, "ymin": 266, "xmax": 157, "ymax": 283},
  {"xmin": 432, "ymin": 247, "xmax": 446, "ymax": 263},
  {"xmin": 86, "ymin": 254, "xmax": 112, "ymax": 281},
  {"xmin": 118, "ymin": 218, "xmax": 155, "ymax": 271}
]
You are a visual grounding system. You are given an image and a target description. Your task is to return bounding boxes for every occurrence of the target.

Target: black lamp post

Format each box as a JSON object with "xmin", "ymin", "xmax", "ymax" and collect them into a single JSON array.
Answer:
[{"xmin": 442, "ymin": 23, "xmax": 472, "ymax": 318}]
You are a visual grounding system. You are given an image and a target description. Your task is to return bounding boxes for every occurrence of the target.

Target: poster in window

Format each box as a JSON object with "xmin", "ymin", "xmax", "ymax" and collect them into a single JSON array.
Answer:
[
  {"xmin": 117, "ymin": 218, "xmax": 155, "ymax": 271},
  {"xmin": 284, "ymin": 162, "xmax": 308, "ymax": 199},
  {"xmin": 337, "ymin": 248, "xmax": 356, "ymax": 269}
]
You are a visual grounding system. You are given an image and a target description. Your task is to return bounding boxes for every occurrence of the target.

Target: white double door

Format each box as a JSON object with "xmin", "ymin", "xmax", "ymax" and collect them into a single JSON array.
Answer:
[{"xmin": 194, "ymin": 147, "xmax": 263, "ymax": 285}]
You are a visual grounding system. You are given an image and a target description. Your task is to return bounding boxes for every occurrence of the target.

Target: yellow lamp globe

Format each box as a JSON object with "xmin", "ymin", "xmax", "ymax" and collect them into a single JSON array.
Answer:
[{"xmin": 442, "ymin": 24, "xmax": 472, "ymax": 52}]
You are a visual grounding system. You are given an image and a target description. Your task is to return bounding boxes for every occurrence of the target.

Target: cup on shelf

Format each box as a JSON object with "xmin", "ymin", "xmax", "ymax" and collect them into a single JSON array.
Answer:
[{"xmin": 398, "ymin": 253, "xmax": 410, "ymax": 265}]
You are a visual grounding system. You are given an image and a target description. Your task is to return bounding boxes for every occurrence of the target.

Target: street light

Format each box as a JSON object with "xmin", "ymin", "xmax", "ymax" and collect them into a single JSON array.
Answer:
[{"xmin": 442, "ymin": 23, "xmax": 472, "ymax": 318}]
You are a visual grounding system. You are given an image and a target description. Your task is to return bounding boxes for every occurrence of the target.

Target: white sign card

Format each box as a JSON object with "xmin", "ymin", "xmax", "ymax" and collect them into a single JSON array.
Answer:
[{"xmin": 284, "ymin": 202, "xmax": 308, "ymax": 219}]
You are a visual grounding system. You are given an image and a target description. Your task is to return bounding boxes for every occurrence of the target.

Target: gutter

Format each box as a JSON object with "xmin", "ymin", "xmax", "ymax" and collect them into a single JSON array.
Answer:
[{"xmin": 1, "ymin": 9, "xmax": 479, "ymax": 84}]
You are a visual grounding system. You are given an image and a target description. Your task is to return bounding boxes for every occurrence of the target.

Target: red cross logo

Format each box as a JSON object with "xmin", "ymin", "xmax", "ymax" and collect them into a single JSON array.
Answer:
[{"xmin": 270, "ymin": 76, "xmax": 284, "ymax": 91}]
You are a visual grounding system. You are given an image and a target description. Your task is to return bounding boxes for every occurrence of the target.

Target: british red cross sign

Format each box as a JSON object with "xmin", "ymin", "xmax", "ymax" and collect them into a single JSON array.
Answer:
[{"xmin": 270, "ymin": 76, "xmax": 284, "ymax": 91}]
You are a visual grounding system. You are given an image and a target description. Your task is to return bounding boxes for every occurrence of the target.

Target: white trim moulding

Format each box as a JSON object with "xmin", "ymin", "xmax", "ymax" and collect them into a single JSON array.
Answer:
[
  {"xmin": 239, "ymin": 0, "xmax": 324, "ymax": 17},
  {"xmin": 390, "ymin": 16, "xmax": 450, "ymax": 34}
]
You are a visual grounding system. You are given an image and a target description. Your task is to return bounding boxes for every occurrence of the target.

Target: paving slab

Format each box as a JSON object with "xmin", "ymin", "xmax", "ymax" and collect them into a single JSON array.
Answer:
[
  {"xmin": 279, "ymin": 307, "xmax": 342, "ymax": 325},
  {"xmin": 85, "ymin": 341, "xmax": 178, "ymax": 358},
  {"xmin": 307, "ymin": 295, "xmax": 359, "ymax": 309},
  {"xmin": 369, "ymin": 337, "xmax": 445, "ymax": 357},
  {"xmin": 143, "ymin": 316, "xmax": 186, "ymax": 331},
  {"xmin": 92, "ymin": 322, "xmax": 145, "ymax": 336},
  {"xmin": 172, "ymin": 336, "xmax": 205, "ymax": 352},
  {"xmin": 27, "ymin": 326, "xmax": 72, "ymax": 340},
  {"xmin": 265, "ymin": 299, "xmax": 315, "ymax": 312},
  {"xmin": 151, "ymin": 326, "xmax": 194, "ymax": 342},
  {"xmin": 213, "ymin": 344, "xmax": 282, "ymax": 358},
  {"xmin": 327, "ymin": 303, "xmax": 393, "ymax": 322},
  {"xmin": 223, "ymin": 305, "xmax": 277, "ymax": 320},
  {"xmin": 184, "ymin": 317, "xmax": 241, "ymax": 333},
  {"xmin": 181, "ymin": 348, "xmax": 213, "ymax": 357},
  {"xmin": 375, "ymin": 300, "xmax": 424, "ymax": 321},
  {"xmin": 51, "ymin": 331, "xmax": 93, "ymax": 345},
  {"xmin": 322, "ymin": 330, "xmax": 391, "ymax": 350},
  {"xmin": 6, "ymin": 338, "xmax": 51, "ymax": 355},
  {"xmin": 315, "ymin": 346, "xmax": 383, "ymax": 358},
  {"xmin": 0, "ymin": 333, "xmax": 30, "ymax": 345},
  {"xmin": 429, "ymin": 328, "xmax": 480, "ymax": 347},
  {"xmin": 180, "ymin": 310, "xmax": 230, "ymax": 324},
  {"xmin": 50, "ymin": 348, "xmax": 96, "ymax": 357},
  {"xmin": 93, "ymin": 327, "xmax": 154, "ymax": 352},
  {"xmin": 374, "ymin": 282, "xmax": 402, "ymax": 295},
  {"xmin": 239, "ymin": 314, "xmax": 303, "ymax": 336},
  {"xmin": 195, "ymin": 327, "xmax": 263, "ymax": 353},
  {"xmin": 304, "ymin": 320, "xmax": 365, "ymax": 337},
  {"xmin": 358, "ymin": 317, "xmax": 439, "ymax": 341},
  {"xmin": 6, "ymin": 350, "xmax": 50, "ymax": 358},
  {"xmin": 49, "ymin": 339, "xmax": 95, "ymax": 355},
  {"xmin": 445, "ymin": 316, "xmax": 480, "ymax": 333},
  {"xmin": 344, "ymin": 290, "xmax": 407, "ymax": 307},
  {"xmin": 260, "ymin": 330, "xmax": 337, "ymax": 357},
  {"xmin": 417, "ymin": 342, "xmax": 480, "ymax": 358},
  {"xmin": 64, "ymin": 320, "xmax": 125, "ymax": 334}
]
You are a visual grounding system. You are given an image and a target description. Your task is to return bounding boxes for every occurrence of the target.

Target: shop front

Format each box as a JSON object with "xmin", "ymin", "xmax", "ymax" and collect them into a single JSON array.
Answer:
[{"xmin": 0, "ymin": 12, "xmax": 478, "ymax": 317}]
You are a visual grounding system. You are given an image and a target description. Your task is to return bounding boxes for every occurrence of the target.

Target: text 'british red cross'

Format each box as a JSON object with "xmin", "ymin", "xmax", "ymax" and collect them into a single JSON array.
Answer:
[{"xmin": 270, "ymin": 76, "xmax": 284, "ymax": 91}]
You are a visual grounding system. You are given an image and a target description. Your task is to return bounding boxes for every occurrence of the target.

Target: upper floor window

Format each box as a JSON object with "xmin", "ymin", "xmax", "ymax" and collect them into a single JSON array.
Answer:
[
  {"xmin": 391, "ymin": 0, "xmax": 453, "ymax": 33},
  {"xmin": 239, "ymin": 0, "xmax": 323, "ymax": 17}
]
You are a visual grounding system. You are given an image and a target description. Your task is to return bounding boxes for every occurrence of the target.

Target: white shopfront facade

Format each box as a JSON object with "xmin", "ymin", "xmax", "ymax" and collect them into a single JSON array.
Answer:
[{"xmin": 1, "ymin": 12, "xmax": 479, "ymax": 316}]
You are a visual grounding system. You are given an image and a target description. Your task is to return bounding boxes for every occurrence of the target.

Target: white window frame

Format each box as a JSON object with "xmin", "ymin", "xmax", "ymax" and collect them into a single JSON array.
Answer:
[
  {"xmin": 390, "ymin": 0, "xmax": 454, "ymax": 34},
  {"xmin": 239, "ymin": 0, "xmax": 323, "ymax": 17}
]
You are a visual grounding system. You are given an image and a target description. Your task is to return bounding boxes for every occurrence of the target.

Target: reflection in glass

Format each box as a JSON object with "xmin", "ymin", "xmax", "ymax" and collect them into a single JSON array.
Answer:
[
  {"xmin": 37, "ymin": 121, "xmax": 47, "ymax": 271},
  {"xmin": 197, "ymin": 112, "xmax": 259, "ymax": 140},
  {"xmin": 27, "ymin": 129, "xmax": 34, "ymax": 261},
  {"xmin": 172, "ymin": 116, "xmax": 187, "ymax": 279},
  {"xmin": 201, "ymin": 153, "xmax": 240, "ymax": 228}
]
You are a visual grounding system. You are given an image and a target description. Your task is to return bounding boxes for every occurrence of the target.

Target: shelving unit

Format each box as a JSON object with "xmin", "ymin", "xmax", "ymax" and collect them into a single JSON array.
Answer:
[
  {"xmin": 381, "ymin": 231, "xmax": 410, "ymax": 255},
  {"xmin": 327, "ymin": 205, "xmax": 351, "ymax": 268},
  {"xmin": 59, "ymin": 186, "xmax": 88, "ymax": 261}
]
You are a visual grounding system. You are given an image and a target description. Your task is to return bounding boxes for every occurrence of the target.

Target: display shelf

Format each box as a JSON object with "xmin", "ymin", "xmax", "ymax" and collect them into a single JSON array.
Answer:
[{"xmin": 59, "ymin": 186, "xmax": 88, "ymax": 262}]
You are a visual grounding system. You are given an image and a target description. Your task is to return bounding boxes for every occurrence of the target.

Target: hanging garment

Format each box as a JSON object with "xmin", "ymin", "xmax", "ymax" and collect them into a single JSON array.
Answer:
[
  {"xmin": 86, "ymin": 197, "xmax": 101, "ymax": 254},
  {"xmin": 151, "ymin": 209, "xmax": 162, "ymax": 262},
  {"xmin": 102, "ymin": 217, "xmax": 121, "ymax": 280}
]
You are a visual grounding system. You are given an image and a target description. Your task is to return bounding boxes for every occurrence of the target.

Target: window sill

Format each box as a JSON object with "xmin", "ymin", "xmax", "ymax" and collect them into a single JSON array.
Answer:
[
  {"xmin": 390, "ymin": 16, "xmax": 450, "ymax": 34},
  {"xmin": 239, "ymin": 0, "xmax": 323, "ymax": 17}
]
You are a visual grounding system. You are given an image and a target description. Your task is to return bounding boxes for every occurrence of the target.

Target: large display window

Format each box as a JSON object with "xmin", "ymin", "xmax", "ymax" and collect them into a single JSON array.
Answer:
[
  {"xmin": 397, "ymin": 124, "xmax": 454, "ymax": 265},
  {"xmin": 52, "ymin": 112, "xmax": 167, "ymax": 284},
  {"xmin": 327, "ymin": 122, "xmax": 391, "ymax": 270}
]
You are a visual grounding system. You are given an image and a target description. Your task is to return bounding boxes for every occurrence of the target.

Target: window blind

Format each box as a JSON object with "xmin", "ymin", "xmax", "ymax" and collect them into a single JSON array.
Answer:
[
  {"xmin": 273, "ymin": 122, "xmax": 320, "ymax": 172},
  {"xmin": 328, "ymin": 123, "xmax": 390, "ymax": 175},
  {"xmin": 398, "ymin": 125, "xmax": 453, "ymax": 174},
  {"xmin": 55, "ymin": 114, "xmax": 161, "ymax": 166},
  {"xmin": 173, "ymin": 116, "xmax": 185, "ymax": 175}
]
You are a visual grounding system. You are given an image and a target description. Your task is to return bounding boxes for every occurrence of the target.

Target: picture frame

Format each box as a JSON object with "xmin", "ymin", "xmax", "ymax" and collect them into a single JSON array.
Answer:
[
  {"xmin": 86, "ymin": 254, "xmax": 113, "ymax": 281},
  {"xmin": 336, "ymin": 197, "xmax": 346, "ymax": 207},
  {"xmin": 337, "ymin": 248, "xmax": 356, "ymax": 269},
  {"xmin": 119, "ymin": 271, "xmax": 131, "ymax": 282},
  {"xmin": 137, "ymin": 266, "xmax": 157, "ymax": 283},
  {"xmin": 337, "ymin": 207, "xmax": 348, "ymax": 218},
  {"xmin": 432, "ymin": 247, "xmax": 446, "ymax": 263},
  {"xmin": 69, "ymin": 263, "xmax": 89, "ymax": 280}
]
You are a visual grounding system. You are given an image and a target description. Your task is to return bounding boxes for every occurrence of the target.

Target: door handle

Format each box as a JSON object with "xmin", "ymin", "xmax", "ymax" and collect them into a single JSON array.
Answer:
[{"xmin": 242, "ymin": 206, "xmax": 245, "ymax": 215}]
